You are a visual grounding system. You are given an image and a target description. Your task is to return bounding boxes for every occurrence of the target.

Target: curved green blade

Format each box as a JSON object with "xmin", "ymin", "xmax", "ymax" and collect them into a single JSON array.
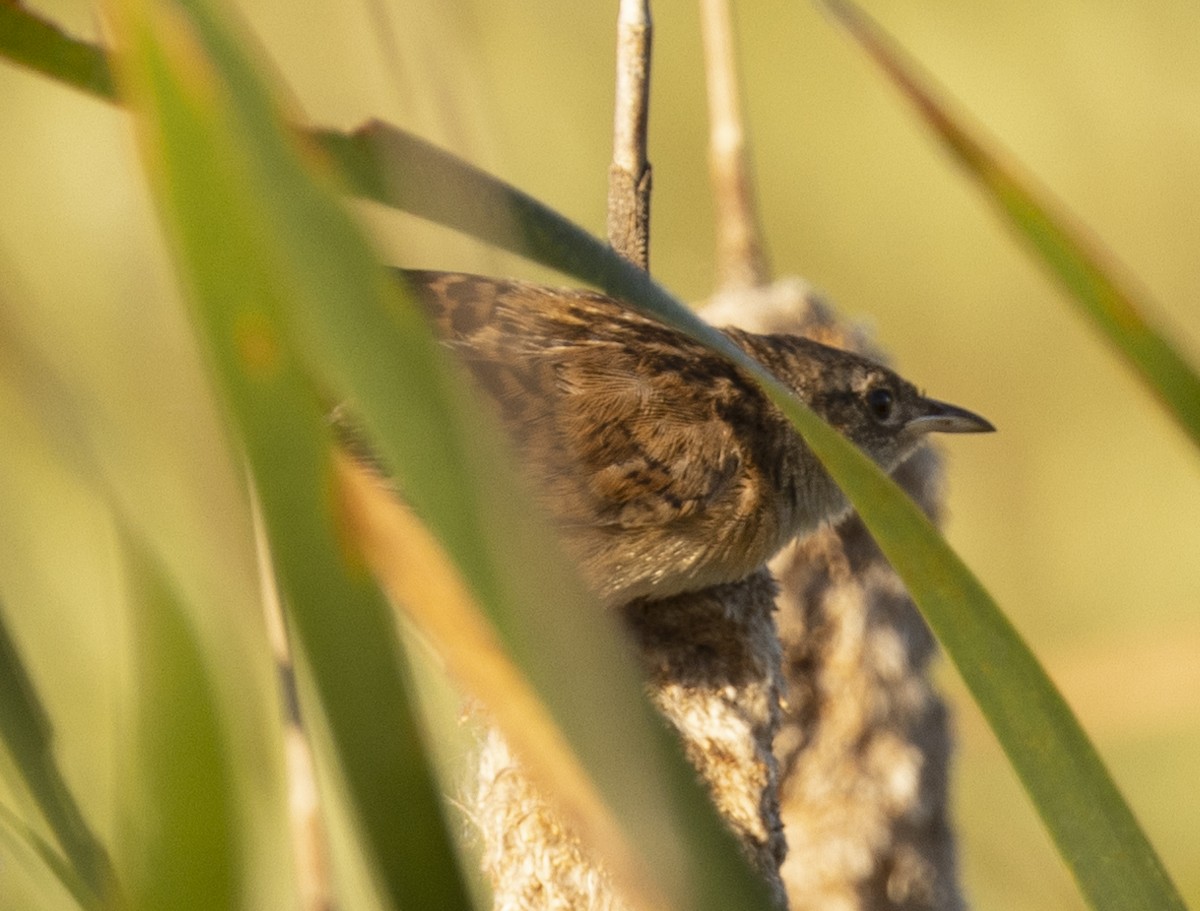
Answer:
[
  {"xmin": 105, "ymin": 3, "xmax": 474, "ymax": 909},
  {"xmin": 339, "ymin": 125, "xmax": 1188, "ymax": 910},
  {"xmin": 321, "ymin": 63, "xmax": 1192, "ymax": 911}
]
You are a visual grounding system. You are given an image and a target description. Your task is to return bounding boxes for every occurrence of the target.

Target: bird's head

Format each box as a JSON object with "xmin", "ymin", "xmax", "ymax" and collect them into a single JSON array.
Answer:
[
  {"xmin": 807, "ymin": 354, "xmax": 994, "ymax": 471},
  {"xmin": 730, "ymin": 330, "xmax": 994, "ymax": 473}
]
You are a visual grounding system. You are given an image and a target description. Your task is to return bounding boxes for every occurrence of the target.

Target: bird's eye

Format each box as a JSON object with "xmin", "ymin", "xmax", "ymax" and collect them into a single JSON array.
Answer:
[{"xmin": 866, "ymin": 386, "xmax": 895, "ymax": 422}]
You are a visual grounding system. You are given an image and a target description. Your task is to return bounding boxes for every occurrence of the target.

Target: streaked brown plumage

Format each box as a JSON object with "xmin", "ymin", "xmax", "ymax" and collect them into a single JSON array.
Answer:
[{"xmin": 400, "ymin": 269, "xmax": 992, "ymax": 605}]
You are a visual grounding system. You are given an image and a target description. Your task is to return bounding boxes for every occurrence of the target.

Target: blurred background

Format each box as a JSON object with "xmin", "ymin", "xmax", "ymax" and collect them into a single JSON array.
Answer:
[{"xmin": 1, "ymin": 1, "xmax": 1196, "ymax": 909}]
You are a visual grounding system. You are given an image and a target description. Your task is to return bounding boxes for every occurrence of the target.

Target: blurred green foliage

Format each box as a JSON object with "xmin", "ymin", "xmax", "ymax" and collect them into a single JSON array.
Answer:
[{"xmin": 0, "ymin": 2, "xmax": 1196, "ymax": 910}]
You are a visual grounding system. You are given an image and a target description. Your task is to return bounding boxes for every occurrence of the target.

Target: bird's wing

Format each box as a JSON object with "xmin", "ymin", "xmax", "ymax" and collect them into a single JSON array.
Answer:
[
  {"xmin": 407, "ymin": 270, "xmax": 758, "ymax": 530},
  {"xmin": 542, "ymin": 343, "xmax": 751, "ymax": 529}
]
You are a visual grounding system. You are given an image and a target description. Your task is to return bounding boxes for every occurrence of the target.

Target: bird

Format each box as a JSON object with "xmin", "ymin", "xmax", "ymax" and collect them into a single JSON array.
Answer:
[
  {"xmin": 396, "ymin": 269, "xmax": 993, "ymax": 607},
  {"xmin": 356, "ymin": 269, "xmax": 993, "ymax": 909}
]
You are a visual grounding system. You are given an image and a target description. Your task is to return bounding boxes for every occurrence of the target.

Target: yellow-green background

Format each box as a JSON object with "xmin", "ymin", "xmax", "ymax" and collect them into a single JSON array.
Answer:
[{"xmin": 0, "ymin": 1, "xmax": 1196, "ymax": 909}]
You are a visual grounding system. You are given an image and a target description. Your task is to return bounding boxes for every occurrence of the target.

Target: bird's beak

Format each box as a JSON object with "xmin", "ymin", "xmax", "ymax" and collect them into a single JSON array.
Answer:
[{"xmin": 906, "ymin": 398, "xmax": 995, "ymax": 436}]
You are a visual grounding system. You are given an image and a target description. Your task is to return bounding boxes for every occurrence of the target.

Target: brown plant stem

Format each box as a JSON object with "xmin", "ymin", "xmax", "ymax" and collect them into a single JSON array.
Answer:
[
  {"xmin": 699, "ymin": 0, "xmax": 770, "ymax": 289},
  {"xmin": 607, "ymin": 0, "xmax": 654, "ymax": 270}
]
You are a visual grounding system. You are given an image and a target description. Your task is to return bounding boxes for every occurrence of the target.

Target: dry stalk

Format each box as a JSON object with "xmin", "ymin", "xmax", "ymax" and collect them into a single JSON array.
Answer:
[
  {"xmin": 699, "ymin": 0, "xmax": 770, "ymax": 290},
  {"xmin": 607, "ymin": 0, "xmax": 654, "ymax": 270}
]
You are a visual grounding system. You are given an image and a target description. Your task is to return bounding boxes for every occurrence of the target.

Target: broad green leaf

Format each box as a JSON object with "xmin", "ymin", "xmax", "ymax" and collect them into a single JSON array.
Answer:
[
  {"xmin": 0, "ymin": 600, "xmax": 117, "ymax": 909},
  {"xmin": 823, "ymin": 0, "xmax": 1200, "ymax": 453},
  {"xmin": 119, "ymin": 533, "xmax": 238, "ymax": 911},
  {"xmin": 105, "ymin": 3, "xmax": 475, "ymax": 909}
]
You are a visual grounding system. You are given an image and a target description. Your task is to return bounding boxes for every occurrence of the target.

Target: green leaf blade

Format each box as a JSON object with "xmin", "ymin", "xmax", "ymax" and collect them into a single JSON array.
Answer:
[{"xmin": 106, "ymin": 3, "xmax": 475, "ymax": 908}]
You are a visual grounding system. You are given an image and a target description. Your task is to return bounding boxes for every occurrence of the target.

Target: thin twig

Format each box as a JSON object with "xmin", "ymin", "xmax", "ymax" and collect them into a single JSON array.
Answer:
[
  {"xmin": 700, "ymin": 0, "xmax": 770, "ymax": 290},
  {"xmin": 252, "ymin": 499, "xmax": 336, "ymax": 911},
  {"xmin": 607, "ymin": 0, "xmax": 653, "ymax": 270}
]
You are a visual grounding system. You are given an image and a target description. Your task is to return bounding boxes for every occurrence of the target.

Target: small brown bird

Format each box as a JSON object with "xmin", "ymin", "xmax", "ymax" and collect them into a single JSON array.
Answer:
[{"xmin": 399, "ymin": 269, "xmax": 993, "ymax": 606}]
